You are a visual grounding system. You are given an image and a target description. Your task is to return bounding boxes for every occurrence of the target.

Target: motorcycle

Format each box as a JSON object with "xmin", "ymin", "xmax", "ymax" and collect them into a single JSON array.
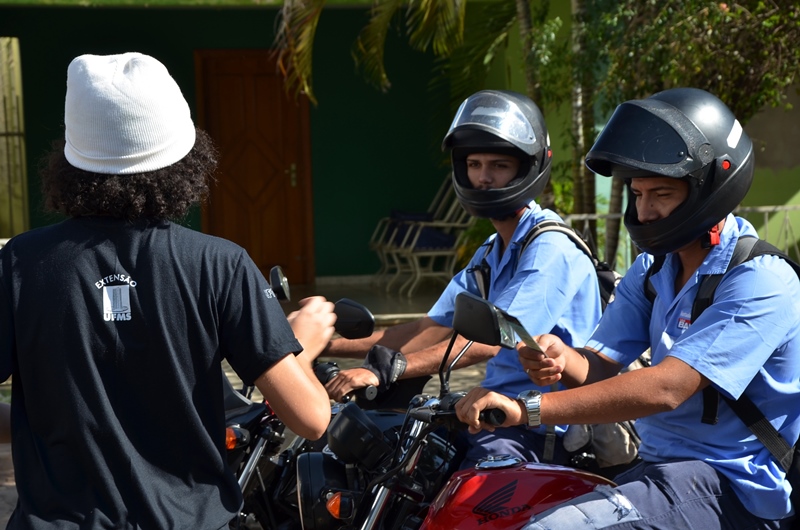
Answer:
[
  {"xmin": 224, "ymin": 266, "xmax": 397, "ymax": 529},
  {"xmin": 292, "ymin": 291, "xmax": 616, "ymax": 530}
]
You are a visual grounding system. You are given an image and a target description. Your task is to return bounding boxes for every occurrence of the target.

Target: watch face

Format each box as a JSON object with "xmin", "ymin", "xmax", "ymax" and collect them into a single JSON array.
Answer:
[{"xmin": 517, "ymin": 390, "xmax": 541, "ymax": 427}]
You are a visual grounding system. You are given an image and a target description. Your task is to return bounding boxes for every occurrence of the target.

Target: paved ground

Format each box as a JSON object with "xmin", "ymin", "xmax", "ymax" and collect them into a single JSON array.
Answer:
[{"xmin": 0, "ymin": 443, "xmax": 13, "ymax": 527}]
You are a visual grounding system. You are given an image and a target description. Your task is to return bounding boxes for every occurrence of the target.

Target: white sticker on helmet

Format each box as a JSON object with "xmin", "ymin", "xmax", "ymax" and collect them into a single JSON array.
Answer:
[{"xmin": 727, "ymin": 119, "xmax": 743, "ymax": 148}]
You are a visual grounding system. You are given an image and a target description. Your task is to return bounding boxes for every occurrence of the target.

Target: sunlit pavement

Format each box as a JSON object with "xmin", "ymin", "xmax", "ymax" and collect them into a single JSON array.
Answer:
[{"xmin": 0, "ymin": 443, "xmax": 13, "ymax": 526}]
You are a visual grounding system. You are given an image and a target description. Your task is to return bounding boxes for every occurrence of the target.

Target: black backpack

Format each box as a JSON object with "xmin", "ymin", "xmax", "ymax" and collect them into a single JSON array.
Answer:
[
  {"xmin": 472, "ymin": 220, "xmax": 621, "ymax": 310},
  {"xmin": 645, "ymin": 236, "xmax": 800, "ymax": 512}
]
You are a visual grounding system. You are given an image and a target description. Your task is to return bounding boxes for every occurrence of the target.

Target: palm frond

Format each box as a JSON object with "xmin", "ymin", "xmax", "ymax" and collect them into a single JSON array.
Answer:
[
  {"xmin": 405, "ymin": 0, "xmax": 466, "ymax": 56},
  {"xmin": 423, "ymin": 1, "xmax": 516, "ymax": 165},
  {"xmin": 428, "ymin": 0, "xmax": 517, "ymax": 109},
  {"xmin": 274, "ymin": 0, "xmax": 327, "ymax": 105},
  {"xmin": 352, "ymin": 0, "xmax": 406, "ymax": 92}
]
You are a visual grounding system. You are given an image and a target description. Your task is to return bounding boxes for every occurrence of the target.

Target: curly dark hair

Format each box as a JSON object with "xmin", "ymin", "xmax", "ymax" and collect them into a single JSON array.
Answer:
[{"xmin": 40, "ymin": 128, "xmax": 218, "ymax": 221}]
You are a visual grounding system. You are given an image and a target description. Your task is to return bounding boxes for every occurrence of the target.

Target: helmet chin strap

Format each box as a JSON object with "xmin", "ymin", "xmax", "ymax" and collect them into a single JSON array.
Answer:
[{"xmin": 700, "ymin": 224, "xmax": 721, "ymax": 249}]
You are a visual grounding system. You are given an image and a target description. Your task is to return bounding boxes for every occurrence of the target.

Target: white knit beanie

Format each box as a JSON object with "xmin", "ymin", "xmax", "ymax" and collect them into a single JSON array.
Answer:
[{"xmin": 64, "ymin": 52, "xmax": 196, "ymax": 175}]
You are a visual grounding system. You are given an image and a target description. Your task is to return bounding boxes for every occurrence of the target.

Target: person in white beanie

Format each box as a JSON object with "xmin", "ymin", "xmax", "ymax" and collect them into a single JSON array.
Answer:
[{"xmin": 0, "ymin": 52, "xmax": 334, "ymax": 529}]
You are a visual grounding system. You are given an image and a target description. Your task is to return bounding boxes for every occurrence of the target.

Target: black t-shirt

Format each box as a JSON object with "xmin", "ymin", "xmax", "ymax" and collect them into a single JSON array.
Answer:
[{"xmin": 0, "ymin": 217, "xmax": 302, "ymax": 529}]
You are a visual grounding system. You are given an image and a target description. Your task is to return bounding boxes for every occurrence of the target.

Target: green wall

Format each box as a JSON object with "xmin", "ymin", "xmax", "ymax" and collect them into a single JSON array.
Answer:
[{"xmin": 0, "ymin": 5, "xmax": 450, "ymax": 277}]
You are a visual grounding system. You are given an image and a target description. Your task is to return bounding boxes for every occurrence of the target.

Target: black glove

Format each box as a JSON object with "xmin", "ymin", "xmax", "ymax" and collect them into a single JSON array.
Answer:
[{"xmin": 362, "ymin": 345, "xmax": 407, "ymax": 388}]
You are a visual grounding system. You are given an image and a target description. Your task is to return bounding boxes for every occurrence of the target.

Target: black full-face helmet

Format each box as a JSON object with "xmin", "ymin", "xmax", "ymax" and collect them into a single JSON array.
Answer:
[
  {"xmin": 442, "ymin": 90, "xmax": 552, "ymax": 219},
  {"xmin": 585, "ymin": 87, "xmax": 754, "ymax": 255}
]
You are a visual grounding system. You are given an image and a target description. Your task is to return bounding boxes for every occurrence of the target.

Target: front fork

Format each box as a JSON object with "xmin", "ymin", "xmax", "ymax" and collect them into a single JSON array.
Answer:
[{"xmin": 359, "ymin": 399, "xmax": 435, "ymax": 530}]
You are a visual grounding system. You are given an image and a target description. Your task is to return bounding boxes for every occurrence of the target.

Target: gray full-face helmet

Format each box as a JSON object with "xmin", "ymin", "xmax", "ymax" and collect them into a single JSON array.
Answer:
[
  {"xmin": 442, "ymin": 90, "xmax": 552, "ymax": 219},
  {"xmin": 585, "ymin": 87, "xmax": 754, "ymax": 255}
]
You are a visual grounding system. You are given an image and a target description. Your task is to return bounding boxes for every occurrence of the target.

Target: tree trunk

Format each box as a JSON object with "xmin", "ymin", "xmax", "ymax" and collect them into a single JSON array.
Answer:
[
  {"xmin": 516, "ymin": 0, "xmax": 539, "ymax": 103},
  {"xmin": 605, "ymin": 176, "xmax": 625, "ymax": 269},
  {"xmin": 570, "ymin": 81, "xmax": 585, "ymax": 219},
  {"xmin": 580, "ymin": 72, "xmax": 597, "ymax": 245},
  {"xmin": 570, "ymin": 0, "xmax": 598, "ymax": 245},
  {"xmin": 569, "ymin": 0, "xmax": 584, "ymax": 221},
  {"xmin": 517, "ymin": 0, "xmax": 556, "ymax": 209}
]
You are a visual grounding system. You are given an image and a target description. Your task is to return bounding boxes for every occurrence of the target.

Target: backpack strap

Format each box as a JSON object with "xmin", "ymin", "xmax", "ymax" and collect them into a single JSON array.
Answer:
[
  {"xmin": 467, "ymin": 240, "xmax": 494, "ymax": 300},
  {"xmin": 725, "ymin": 393, "xmax": 795, "ymax": 472},
  {"xmin": 469, "ymin": 220, "xmax": 595, "ymax": 301},
  {"xmin": 692, "ymin": 236, "xmax": 758, "ymax": 323},
  {"xmin": 644, "ymin": 255, "xmax": 666, "ymax": 304},
  {"xmin": 698, "ymin": 237, "xmax": 771, "ymax": 425},
  {"xmin": 691, "ymin": 237, "xmax": 798, "ymax": 475},
  {"xmin": 519, "ymin": 221, "xmax": 597, "ymax": 265},
  {"xmin": 521, "ymin": 221, "xmax": 621, "ymax": 312}
]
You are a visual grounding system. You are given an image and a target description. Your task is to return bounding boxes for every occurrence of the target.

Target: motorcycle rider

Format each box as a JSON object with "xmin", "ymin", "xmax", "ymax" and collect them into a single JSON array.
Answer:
[
  {"xmin": 323, "ymin": 89, "xmax": 603, "ymax": 468},
  {"xmin": 0, "ymin": 52, "xmax": 335, "ymax": 529},
  {"xmin": 456, "ymin": 87, "xmax": 800, "ymax": 528}
]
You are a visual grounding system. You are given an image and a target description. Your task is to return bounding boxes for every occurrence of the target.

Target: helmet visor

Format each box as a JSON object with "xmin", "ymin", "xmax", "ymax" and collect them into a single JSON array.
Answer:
[
  {"xmin": 586, "ymin": 101, "xmax": 707, "ymax": 178},
  {"xmin": 446, "ymin": 92, "xmax": 538, "ymax": 155}
]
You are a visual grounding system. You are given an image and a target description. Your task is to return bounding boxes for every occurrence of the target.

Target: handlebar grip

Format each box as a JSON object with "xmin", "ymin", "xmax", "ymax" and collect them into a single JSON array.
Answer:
[
  {"xmin": 341, "ymin": 385, "xmax": 378, "ymax": 403},
  {"xmin": 314, "ymin": 362, "xmax": 379, "ymax": 403},
  {"xmin": 361, "ymin": 385, "xmax": 378, "ymax": 401},
  {"xmin": 479, "ymin": 408, "xmax": 506, "ymax": 426}
]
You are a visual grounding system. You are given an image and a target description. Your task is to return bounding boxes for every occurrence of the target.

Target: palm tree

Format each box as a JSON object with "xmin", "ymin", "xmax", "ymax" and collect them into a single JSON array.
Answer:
[
  {"xmin": 274, "ymin": 0, "xmax": 470, "ymax": 106},
  {"xmin": 275, "ymin": 0, "xmax": 575, "ymax": 216},
  {"xmin": 275, "ymin": 1, "xmax": 800, "ymax": 270},
  {"xmin": 274, "ymin": 1, "xmax": 575, "ymax": 133}
]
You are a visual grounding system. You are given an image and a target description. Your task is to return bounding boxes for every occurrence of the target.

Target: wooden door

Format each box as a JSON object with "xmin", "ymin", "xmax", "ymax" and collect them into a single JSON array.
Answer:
[{"xmin": 194, "ymin": 50, "xmax": 314, "ymax": 285}]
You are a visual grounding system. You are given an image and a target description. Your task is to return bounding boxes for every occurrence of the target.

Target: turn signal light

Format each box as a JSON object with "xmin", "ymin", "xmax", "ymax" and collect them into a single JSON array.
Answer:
[
  {"xmin": 326, "ymin": 492, "xmax": 355, "ymax": 520},
  {"xmin": 225, "ymin": 426, "xmax": 250, "ymax": 450}
]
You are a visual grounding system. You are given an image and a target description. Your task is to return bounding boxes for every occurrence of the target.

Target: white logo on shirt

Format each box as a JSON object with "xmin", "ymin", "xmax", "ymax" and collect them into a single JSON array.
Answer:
[
  {"xmin": 96, "ymin": 275, "xmax": 135, "ymax": 322},
  {"xmin": 264, "ymin": 288, "xmax": 276, "ymax": 299}
]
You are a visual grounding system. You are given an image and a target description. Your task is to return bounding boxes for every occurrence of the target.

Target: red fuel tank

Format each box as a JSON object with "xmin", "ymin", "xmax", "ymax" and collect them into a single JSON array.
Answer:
[{"xmin": 421, "ymin": 458, "xmax": 615, "ymax": 530}]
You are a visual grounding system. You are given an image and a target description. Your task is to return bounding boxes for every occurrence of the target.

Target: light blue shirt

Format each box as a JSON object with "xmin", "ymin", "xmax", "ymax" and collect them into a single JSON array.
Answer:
[
  {"xmin": 587, "ymin": 215, "xmax": 800, "ymax": 520},
  {"xmin": 429, "ymin": 202, "xmax": 603, "ymax": 434}
]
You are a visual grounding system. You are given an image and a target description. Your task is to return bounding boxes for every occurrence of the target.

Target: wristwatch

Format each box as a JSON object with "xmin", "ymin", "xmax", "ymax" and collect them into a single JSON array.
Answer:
[{"xmin": 516, "ymin": 389, "xmax": 542, "ymax": 427}]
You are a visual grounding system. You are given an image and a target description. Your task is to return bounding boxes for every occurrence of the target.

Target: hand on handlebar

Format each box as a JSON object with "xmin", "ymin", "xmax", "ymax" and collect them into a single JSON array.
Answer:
[
  {"xmin": 288, "ymin": 297, "xmax": 337, "ymax": 361},
  {"xmin": 409, "ymin": 402, "xmax": 505, "ymax": 431},
  {"xmin": 518, "ymin": 333, "xmax": 567, "ymax": 387},
  {"xmin": 455, "ymin": 387, "xmax": 525, "ymax": 434},
  {"xmin": 324, "ymin": 367, "xmax": 380, "ymax": 403}
]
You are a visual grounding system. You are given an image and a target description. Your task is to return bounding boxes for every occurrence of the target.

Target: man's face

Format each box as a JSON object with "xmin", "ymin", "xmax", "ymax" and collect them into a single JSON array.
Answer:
[
  {"xmin": 466, "ymin": 153, "xmax": 520, "ymax": 190},
  {"xmin": 630, "ymin": 176, "xmax": 690, "ymax": 223}
]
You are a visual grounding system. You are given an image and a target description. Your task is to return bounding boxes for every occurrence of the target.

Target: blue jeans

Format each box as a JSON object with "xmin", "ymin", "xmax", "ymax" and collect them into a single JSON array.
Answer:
[
  {"xmin": 457, "ymin": 425, "xmax": 569, "ymax": 470},
  {"xmin": 523, "ymin": 459, "xmax": 795, "ymax": 530}
]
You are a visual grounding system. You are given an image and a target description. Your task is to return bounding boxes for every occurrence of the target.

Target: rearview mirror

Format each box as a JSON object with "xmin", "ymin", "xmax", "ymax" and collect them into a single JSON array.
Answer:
[
  {"xmin": 269, "ymin": 266, "xmax": 290, "ymax": 302},
  {"xmin": 334, "ymin": 298, "xmax": 375, "ymax": 339},
  {"xmin": 453, "ymin": 292, "xmax": 543, "ymax": 353}
]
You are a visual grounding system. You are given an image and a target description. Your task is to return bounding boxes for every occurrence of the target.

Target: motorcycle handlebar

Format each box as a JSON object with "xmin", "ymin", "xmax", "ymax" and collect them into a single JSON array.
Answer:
[
  {"xmin": 408, "ymin": 405, "xmax": 506, "ymax": 428},
  {"xmin": 313, "ymin": 361, "xmax": 378, "ymax": 402},
  {"xmin": 341, "ymin": 385, "xmax": 378, "ymax": 403},
  {"xmin": 480, "ymin": 408, "xmax": 506, "ymax": 426}
]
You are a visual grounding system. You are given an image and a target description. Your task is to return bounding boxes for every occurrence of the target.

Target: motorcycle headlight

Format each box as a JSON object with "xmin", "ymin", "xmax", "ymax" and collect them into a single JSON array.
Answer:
[
  {"xmin": 326, "ymin": 402, "xmax": 392, "ymax": 468},
  {"xmin": 296, "ymin": 452, "xmax": 349, "ymax": 530}
]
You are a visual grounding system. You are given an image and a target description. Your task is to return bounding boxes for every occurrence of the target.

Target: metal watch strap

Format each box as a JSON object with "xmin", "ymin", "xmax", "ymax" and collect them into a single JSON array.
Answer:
[{"xmin": 517, "ymin": 390, "xmax": 542, "ymax": 427}]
